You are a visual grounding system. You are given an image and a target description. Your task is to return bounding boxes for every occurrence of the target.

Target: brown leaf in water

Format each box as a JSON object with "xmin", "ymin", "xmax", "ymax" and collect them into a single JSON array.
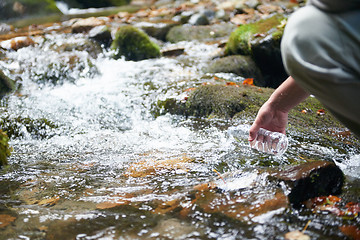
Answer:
[
  {"xmin": 0, "ymin": 214, "xmax": 16, "ymax": 228},
  {"xmin": 284, "ymin": 230, "xmax": 310, "ymax": 240},
  {"xmin": 96, "ymin": 200, "xmax": 130, "ymax": 209},
  {"xmin": 124, "ymin": 156, "xmax": 192, "ymax": 178},
  {"xmin": 38, "ymin": 196, "xmax": 60, "ymax": 207},
  {"xmin": 340, "ymin": 225, "xmax": 360, "ymax": 240}
]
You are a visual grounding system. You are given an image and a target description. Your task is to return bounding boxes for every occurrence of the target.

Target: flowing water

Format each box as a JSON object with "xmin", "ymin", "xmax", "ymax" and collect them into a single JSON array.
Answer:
[{"xmin": 0, "ymin": 32, "xmax": 359, "ymax": 239}]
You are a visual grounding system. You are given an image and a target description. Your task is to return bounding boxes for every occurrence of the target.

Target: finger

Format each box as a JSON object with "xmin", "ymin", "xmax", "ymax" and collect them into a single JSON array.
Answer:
[{"xmin": 248, "ymin": 124, "xmax": 260, "ymax": 141}]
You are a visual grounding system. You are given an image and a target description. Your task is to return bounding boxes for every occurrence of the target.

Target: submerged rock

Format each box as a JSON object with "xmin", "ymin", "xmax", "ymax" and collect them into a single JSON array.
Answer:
[
  {"xmin": 0, "ymin": 130, "xmax": 11, "ymax": 168},
  {"xmin": 0, "ymin": 70, "xmax": 16, "ymax": 98},
  {"xmin": 111, "ymin": 25, "xmax": 161, "ymax": 61},
  {"xmin": 225, "ymin": 14, "xmax": 287, "ymax": 88}
]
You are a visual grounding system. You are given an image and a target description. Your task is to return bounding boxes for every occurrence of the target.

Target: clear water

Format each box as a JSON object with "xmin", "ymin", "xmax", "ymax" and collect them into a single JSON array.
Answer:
[{"xmin": 0, "ymin": 32, "xmax": 359, "ymax": 239}]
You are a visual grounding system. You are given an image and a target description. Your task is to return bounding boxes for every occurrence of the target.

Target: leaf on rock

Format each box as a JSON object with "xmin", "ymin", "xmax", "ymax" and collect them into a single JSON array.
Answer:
[
  {"xmin": 38, "ymin": 196, "xmax": 60, "ymax": 207},
  {"xmin": 242, "ymin": 78, "xmax": 254, "ymax": 86}
]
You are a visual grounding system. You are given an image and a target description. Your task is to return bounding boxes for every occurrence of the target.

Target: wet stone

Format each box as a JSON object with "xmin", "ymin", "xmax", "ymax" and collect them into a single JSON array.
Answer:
[
  {"xmin": 270, "ymin": 161, "xmax": 345, "ymax": 207},
  {"xmin": 88, "ymin": 25, "xmax": 112, "ymax": 48},
  {"xmin": 71, "ymin": 17, "xmax": 106, "ymax": 34}
]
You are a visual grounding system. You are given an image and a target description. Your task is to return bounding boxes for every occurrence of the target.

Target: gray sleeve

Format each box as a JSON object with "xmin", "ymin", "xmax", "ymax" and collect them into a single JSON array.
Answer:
[{"xmin": 308, "ymin": 0, "xmax": 360, "ymax": 12}]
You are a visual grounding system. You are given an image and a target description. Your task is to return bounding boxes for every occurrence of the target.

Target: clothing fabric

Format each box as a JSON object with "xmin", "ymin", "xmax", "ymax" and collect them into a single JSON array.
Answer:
[
  {"xmin": 309, "ymin": 0, "xmax": 360, "ymax": 12},
  {"xmin": 281, "ymin": 4, "xmax": 360, "ymax": 137}
]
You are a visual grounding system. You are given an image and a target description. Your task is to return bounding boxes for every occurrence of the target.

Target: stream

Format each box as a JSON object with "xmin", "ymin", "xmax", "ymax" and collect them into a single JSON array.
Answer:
[{"xmin": 0, "ymin": 27, "xmax": 360, "ymax": 239}]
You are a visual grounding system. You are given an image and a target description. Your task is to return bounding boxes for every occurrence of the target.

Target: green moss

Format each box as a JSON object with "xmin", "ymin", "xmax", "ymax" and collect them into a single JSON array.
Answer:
[
  {"xmin": 0, "ymin": 130, "xmax": 11, "ymax": 168},
  {"xmin": 0, "ymin": 116, "xmax": 58, "ymax": 139},
  {"xmin": 225, "ymin": 14, "xmax": 286, "ymax": 56},
  {"xmin": 111, "ymin": 26, "xmax": 161, "ymax": 61}
]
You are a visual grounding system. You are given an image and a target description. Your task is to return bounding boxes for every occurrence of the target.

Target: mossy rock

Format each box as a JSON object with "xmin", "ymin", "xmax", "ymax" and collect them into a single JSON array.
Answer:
[
  {"xmin": 0, "ymin": 130, "xmax": 11, "ymax": 168},
  {"xmin": 155, "ymin": 84, "xmax": 273, "ymax": 119},
  {"xmin": 0, "ymin": 69, "xmax": 16, "ymax": 98},
  {"xmin": 225, "ymin": 14, "xmax": 285, "ymax": 56},
  {"xmin": 0, "ymin": 0, "xmax": 61, "ymax": 20},
  {"xmin": 204, "ymin": 55, "xmax": 264, "ymax": 86},
  {"xmin": 166, "ymin": 23, "xmax": 236, "ymax": 43},
  {"xmin": 225, "ymin": 14, "xmax": 287, "ymax": 88},
  {"xmin": 0, "ymin": 115, "xmax": 58, "ymax": 140},
  {"xmin": 154, "ymin": 84, "xmax": 360, "ymax": 148},
  {"xmin": 111, "ymin": 25, "xmax": 161, "ymax": 61}
]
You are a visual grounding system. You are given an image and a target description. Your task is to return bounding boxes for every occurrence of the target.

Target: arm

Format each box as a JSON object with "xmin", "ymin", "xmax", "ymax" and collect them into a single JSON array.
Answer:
[{"xmin": 248, "ymin": 76, "xmax": 310, "ymax": 141}]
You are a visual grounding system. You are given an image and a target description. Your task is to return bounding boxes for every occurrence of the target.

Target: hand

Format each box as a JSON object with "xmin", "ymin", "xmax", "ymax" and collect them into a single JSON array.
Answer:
[
  {"xmin": 248, "ymin": 100, "xmax": 288, "ymax": 141},
  {"xmin": 248, "ymin": 76, "xmax": 310, "ymax": 142}
]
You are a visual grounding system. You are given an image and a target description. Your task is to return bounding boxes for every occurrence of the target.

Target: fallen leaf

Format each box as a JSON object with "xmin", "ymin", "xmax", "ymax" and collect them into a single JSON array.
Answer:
[
  {"xmin": 226, "ymin": 82, "xmax": 239, "ymax": 87},
  {"xmin": 284, "ymin": 230, "xmax": 310, "ymax": 240},
  {"xmin": 38, "ymin": 196, "xmax": 60, "ymax": 206},
  {"xmin": 0, "ymin": 214, "xmax": 16, "ymax": 228},
  {"xmin": 243, "ymin": 78, "xmax": 254, "ymax": 86},
  {"xmin": 124, "ymin": 156, "xmax": 192, "ymax": 177},
  {"xmin": 96, "ymin": 200, "xmax": 129, "ymax": 209},
  {"xmin": 316, "ymin": 109, "xmax": 325, "ymax": 116}
]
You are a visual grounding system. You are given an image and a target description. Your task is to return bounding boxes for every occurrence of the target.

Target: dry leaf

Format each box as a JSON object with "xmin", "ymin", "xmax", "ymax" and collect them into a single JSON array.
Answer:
[
  {"xmin": 226, "ymin": 82, "xmax": 239, "ymax": 87},
  {"xmin": 284, "ymin": 230, "xmax": 310, "ymax": 240},
  {"xmin": 0, "ymin": 214, "xmax": 16, "ymax": 228},
  {"xmin": 96, "ymin": 200, "xmax": 129, "ymax": 209},
  {"xmin": 124, "ymin": 156, "xmax": 192, "ymax": 177},
  {"xmin": 38, "ymin": 196, "xmax": 60, "ymax": 206},
  {"xmin": 243, "ymin": 78, "xmax": 254, "ymax": 86},
  {"xmin": 316, "ymin": 109, "xmax": 325, "ymax": 116}
]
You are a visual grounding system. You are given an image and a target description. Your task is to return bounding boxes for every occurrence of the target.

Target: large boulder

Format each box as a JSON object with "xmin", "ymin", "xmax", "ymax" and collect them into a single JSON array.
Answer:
[
  {"xmin": 0, "ymin": 0, "xmax": 61, "ymax": 21},
  {"xmin": 111, "ymin": 25, "xmax": 161, "ymax": 61},
  {"xmin": 225, "ymin": 14, "xmax": 288, "ymax": 88},
  {"xmin": 154, "ymin": 83, "xmax": 360, "ymax": 148}
]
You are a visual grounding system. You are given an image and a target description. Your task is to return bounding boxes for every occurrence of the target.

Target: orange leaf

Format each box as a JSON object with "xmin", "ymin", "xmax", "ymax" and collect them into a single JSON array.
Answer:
[
  {"xmin": 243, "ymin": 78, "xmax": 254, "ymax": 86},
  {"xmin": 38, "ymin": 196, "xmax": 60, "ymax": 207},
  {"xmin": 317, "ymin": 109, "xmax": 325, "ymax": 116},
  {"xmin": 226, "ymin": 82, "xmax": 239, "ymax": 87},
  {"xmin": 184, "ymin": 87, "xmax": 196, "ymax": 92},
  {"xmin": 0, "ymin": 214, "xmax": 16, "ymax": 228},
  {"xmin": 96, "ymin": 200, "xmax": 129, "ymax": 209}
]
